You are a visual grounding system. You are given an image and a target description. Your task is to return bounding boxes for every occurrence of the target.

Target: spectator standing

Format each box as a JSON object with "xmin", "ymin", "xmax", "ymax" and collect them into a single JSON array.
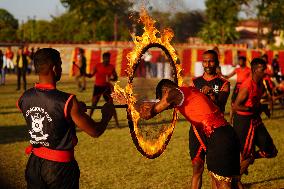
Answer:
[
  {"xmin": 16, "ymin": 47, "xmax": 28, "ymax": 91},
  {"xmin": 272, "ymin": 54, "xmax": 281, "ymax": 83},
  {"xmin": 5, "ymin": 46, "xmax": 14, "ymax": 73},
  {"xmin": 142, "ymin": 51, "xmax": 152, "ymax": 78},
  {"xmin": 0, "ymin": 50, "xmax": 5, "ymax": 85},
  {"xmin": 75, "ymin": 48, "xmax": 87, "ymax": 92}
]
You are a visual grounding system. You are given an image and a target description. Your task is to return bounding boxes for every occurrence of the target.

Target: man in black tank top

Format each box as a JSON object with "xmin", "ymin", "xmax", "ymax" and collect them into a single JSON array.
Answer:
[
  {"xmin": 189, "ymin": 50, "xmax": 231, "ymax": 189},
  {"xmin": 17, "ymin": 48, "xmax": 115, "ymax": 189}
]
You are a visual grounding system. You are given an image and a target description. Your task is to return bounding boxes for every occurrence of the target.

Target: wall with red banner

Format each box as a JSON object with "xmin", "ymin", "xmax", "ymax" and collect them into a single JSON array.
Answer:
[{"xmin": 27, "ymin": 43, "xmax": 284, "ymax": 77}]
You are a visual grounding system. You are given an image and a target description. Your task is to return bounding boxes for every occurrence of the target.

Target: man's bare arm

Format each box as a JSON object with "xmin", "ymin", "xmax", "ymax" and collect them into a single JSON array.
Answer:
[
  {"xmin": 139, "ymin": 88, "xmax": 183, "ymax": 120},
  {"xmin": 111, "ymin": 69, "xmax": 118, "ymax": 81},
  {"xmin": 70, "ymin": 97, "xmax": 114, "ymax": 137},
  {"xmin": 233, "ymin": 87, "xmax": 249, "ymax": 112},
  {"xmin": 216, "ymin": 82, "xmax": 230, "ymax": 113}
]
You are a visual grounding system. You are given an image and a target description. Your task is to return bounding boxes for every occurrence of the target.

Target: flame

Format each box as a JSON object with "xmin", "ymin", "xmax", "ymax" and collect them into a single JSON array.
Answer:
[{"xmin": 114, "ymin": 8, "xmax": 183, "ymax": 158}]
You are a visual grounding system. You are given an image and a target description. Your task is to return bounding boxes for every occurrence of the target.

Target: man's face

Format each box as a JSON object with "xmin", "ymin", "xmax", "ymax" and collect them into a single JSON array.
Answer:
[
  {"xmin": 254, "ymin": 64, "xmax": 267, "ymax": 79},
  {"xmin": 202, "ymin": 53, "xmax": 216, "ymax": 75},
  {"xmin": 238, "ymin": 58, "xmax": 245, "ymax": 67},
  {"xmin": 103, "ymin": 55, "xmax": 110, "ymax": 65}
]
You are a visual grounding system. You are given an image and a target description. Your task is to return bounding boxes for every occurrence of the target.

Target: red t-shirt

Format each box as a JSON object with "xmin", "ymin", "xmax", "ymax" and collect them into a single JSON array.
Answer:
[
  {"xmin": 94, "ymin": 63, "xmax": 115, "ymax": 86},
  {"xmin": 239, "ymin": 78, "xmax": 263, "ymax": 108},
  {"xmin": 177, "ymin": 86, "xmax": 228, "ymax": 137},
  {"xmin": 235, "ymin": 66, "xmax": 251, "ymax": 83}
]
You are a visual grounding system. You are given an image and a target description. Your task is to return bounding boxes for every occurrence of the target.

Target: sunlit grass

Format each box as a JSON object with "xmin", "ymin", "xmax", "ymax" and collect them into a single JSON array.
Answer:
[{"xmin": 0, "ymin": 74, "xmax": 283, "ymax": 189}]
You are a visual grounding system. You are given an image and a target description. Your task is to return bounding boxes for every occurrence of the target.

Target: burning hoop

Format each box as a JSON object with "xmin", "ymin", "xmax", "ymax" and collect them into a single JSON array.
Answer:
[{"xmin": 114, "ymin": 9, "xmax": 183, "ymax": 159}]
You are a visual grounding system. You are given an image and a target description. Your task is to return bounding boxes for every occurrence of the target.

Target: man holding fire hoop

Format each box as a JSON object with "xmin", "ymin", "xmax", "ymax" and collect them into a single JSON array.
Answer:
[
  {"xmin": 17, "ymin": 48, "xmax": 115, "ymax": 189},
  {"xmin": 112, "ymin": 78, "xmax": 240, "ymax": 189}
]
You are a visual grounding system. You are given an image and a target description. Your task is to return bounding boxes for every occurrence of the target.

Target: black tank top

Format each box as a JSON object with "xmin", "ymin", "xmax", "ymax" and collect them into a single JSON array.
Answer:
[
  {"xmin": 18, "ymin": 84, "xmax": 77, "ymax": 150},
  {"xmin": 193, "ymin": 75, "xmax": 229, "ymax": 112}
]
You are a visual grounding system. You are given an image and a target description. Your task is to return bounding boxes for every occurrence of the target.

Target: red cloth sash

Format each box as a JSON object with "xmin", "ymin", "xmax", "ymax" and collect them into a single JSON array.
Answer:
[{"xmin": 25, "ymin": 145, "xmax": 74, "ymax": 162}]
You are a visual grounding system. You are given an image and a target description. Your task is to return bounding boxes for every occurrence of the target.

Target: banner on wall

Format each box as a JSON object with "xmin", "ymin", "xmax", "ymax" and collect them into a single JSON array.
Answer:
[{"xmin": 27, "ymin": 44, "xmax": 283, "ymax": 77}]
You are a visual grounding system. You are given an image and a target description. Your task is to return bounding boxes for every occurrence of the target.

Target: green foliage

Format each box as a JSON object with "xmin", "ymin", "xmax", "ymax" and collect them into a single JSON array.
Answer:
[
  {"xmin": 60, "ymin": 0, "xmax": 133, "ymax": 41},
  {"xmin": 151, "ymin": 11, "xmax": 172, "ymax": 30},
  {"xmin": 261, "ymin": 0, "xmax": 284, "ymax": 44},
  {"xmin": 199, "ymin": 0, "xmax": 241, "ymax": 44},
  {"xmin": 17, "ymin": 20, "xmax": 51, "ymax": 42},
  {"xmin": 0, "ymin": 9, "xmax": 18, "ymax": 41},
  {"xmin": 49, "ymin": 12, "xmax": 93, "ymax": 42},
  {"xmin": 170, "ymin": 11, "xmax": 205, "ymax": 42}
]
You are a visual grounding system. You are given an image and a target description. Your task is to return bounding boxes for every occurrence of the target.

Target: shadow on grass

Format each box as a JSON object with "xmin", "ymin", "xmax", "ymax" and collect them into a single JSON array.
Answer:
[
  {"xmin": 244, "ymin": 176, "xmax": 284, "ymax": 188},
  {"xmin": 0, "ymin": 125, "xmax": 28, "ymax": 144},
  {"xmin": 0, "ymin": 105, "xmax": 19, "ymax": 109},
  {"xmin": 0, "ymin": 111, "xmax": 20, "ymax": 115}
]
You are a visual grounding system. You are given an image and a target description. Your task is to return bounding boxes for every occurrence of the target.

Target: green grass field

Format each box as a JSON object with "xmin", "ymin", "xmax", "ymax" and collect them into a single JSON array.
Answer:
[{"xmin": 0, "ymin": 74, "xmax": 283, "ymax": 189}]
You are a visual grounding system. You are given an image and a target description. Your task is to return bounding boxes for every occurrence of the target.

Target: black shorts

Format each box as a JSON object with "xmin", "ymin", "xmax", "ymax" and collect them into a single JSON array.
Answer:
[
  {"xmin": 233, "ymin": 114, "xmax": 277, "ymax": 159},
  {"xmin": 206, "ymin": 125, "xmax": 240, "ymax": 177},
  {"xmin": 93, "ymin": 85, "xmax": 112, "ymax": 102},
  {"xmin": 189, "ymin": 125, "xmax": 240, "ymax": 177},
  {"xmin": 25, "ymin": 154, "xmax": 80, "ymax": 189},
  {"xmin": 189, "ymin": 125, "xmax": 206, "ymax": 163}
]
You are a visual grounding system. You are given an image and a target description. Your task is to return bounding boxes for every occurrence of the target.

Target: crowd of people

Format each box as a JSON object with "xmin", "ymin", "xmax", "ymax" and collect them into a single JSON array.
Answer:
[
  {"xmin": 0, "ymin": 46, "xmax": 37, "ymax": 90},
  {"xmin": 13, "ymin": 46, "xmax": 283, "ymax": 189}
]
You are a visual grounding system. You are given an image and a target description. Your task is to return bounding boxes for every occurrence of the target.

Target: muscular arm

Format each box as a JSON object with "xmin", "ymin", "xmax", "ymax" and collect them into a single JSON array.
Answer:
[
  {"xmin": 233, "ymin": 87, "xmax": 250, "ymax": 112},
  {"xmin": 86, "ymin": 67, "xmax": 97, "ymax": 78},
  {"xmin": 110, "ymin": 69, "xmax": 118, "ymax": 81},
  {"xmin": 138, "ymin": 88, "xmax": 183, "ymax": 120},
  {"xmin": 70, "ymin": 97, "xmax": 114, "ymax": 137},
  {"xmin": 215, "ymin": 82, "xmax": 230, "ymax": 113}
]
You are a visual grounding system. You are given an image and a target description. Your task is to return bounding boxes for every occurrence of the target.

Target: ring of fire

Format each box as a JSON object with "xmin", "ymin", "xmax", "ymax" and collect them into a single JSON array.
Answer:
[{"xmin": 114, "ymin": 9, "xmax": 183, "ymax": 159}]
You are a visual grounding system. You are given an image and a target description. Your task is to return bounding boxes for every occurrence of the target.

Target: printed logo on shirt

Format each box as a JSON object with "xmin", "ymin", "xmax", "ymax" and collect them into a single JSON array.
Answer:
[
  {"xmin": 26, "ymin": 107, "xmax": 52, "ymax": 146},
  {"xmin": 213, "ymin": 85, "xmax": 219, "ymax": 93}
]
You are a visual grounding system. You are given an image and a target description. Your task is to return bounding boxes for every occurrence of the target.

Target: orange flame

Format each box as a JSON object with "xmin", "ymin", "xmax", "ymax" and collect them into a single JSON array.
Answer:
[{"xmin": 114, "ymin": 8, "xmax": 183, "ymax": 157}]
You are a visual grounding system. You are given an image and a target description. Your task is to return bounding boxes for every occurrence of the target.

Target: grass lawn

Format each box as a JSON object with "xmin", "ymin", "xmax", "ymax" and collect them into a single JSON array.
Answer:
[{"xmin": 0, "ymin": 74, "xmax": 283, "ymax": 189}]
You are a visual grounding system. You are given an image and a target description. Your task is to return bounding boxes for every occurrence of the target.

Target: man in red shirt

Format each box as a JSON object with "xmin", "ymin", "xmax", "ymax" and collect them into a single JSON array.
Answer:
[
  {"xmin": 233, "ymin": 58, "xmax": 278, "ymax": 186},
  {"xmin": 113, "ymin": 79, "xmax": 240, "ymax": 189},
  {"xmin": 87, "ymin": 52, "xmax": 119, "ymax": 127},
  {"xmin": 223, "ymin": 56, "xmax": 251, "ymax": 123}
]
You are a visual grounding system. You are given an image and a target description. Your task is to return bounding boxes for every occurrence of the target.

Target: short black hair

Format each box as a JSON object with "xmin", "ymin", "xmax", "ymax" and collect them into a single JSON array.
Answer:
[
  {"xmin": 34, "ymin": 48, "xmax": 60, "ymax": 74},
  {"xmin": 203, "ymin": 50, "xmax": 219, "ymax": 66},
  {"xmin": 238, "ymin": 56, "xmax": 246, "ymax": 62},
  {"xmin": 156, "ymin": 79, "xmax": 178, "ymax": 99},
  {"xmin": 79, "ymin": 48, "xmax": 84, "ymax": 54},
  {"xmin": 103, "ymin": 52, "xmax": 111, "ymax": 58},
  {"xmin": 250, "ymin": 58, "xmax": 266, "ymax": 72}
]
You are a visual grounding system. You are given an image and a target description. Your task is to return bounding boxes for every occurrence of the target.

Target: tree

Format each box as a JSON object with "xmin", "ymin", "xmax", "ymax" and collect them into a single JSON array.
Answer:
[
  {"xmin": 49, "ymin": 12, "xmax": 93, "ymax": 42},
  {"xmin": 17, "ymin": 20, "xmax": 52, "ymax": 43},
  {"xmin": 60, "ymin": 0, "xmax": 133, "ymax": 41},
  {"xmin": 256, "ymin": 0, "xmax": 284, "ymax": 46},
  {"xmin": 0, "ymin": 9, "xmax": 18, "ymax": 41},
  {"xmin": 199, "ymin": 0, "xmax": 242, "ymax": 44},
  {"xmin": 170, "ymin": 11, "xmax": 205, "ymax": 43}
]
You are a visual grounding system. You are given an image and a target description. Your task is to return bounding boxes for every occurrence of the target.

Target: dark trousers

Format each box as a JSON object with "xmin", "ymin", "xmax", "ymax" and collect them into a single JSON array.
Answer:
[
  {"xmin": 26, "ymin": 154, "xmax": 80, "ymax": 189},
  {"xmin": 17, "ymin": 68, "xmax": 27, "ymax": 90}
]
